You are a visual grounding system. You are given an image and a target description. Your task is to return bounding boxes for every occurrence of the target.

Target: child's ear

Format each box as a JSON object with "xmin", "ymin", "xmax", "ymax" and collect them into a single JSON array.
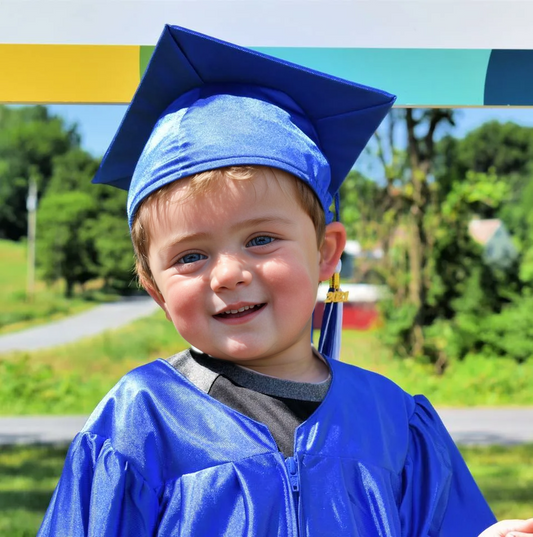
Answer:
[
  {"xmin": 318, "ymin": 221, "xmax": 347, "ymax": 281},
  {"xmin": 141, "ymin": 277, "xmax": 173, "ymax": 322}
]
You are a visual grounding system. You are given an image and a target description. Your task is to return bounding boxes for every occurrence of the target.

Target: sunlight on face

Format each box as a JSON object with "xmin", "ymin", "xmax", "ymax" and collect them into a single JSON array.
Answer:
[{"xmin": 146, "ymin": 168, "xmax": 332, "ymax": 370}]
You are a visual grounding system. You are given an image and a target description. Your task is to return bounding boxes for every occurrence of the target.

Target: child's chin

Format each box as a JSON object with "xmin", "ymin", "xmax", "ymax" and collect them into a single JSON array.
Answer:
[{"xmin": 213, "ymin": 342, "xmax": 269, "ymax": 362}]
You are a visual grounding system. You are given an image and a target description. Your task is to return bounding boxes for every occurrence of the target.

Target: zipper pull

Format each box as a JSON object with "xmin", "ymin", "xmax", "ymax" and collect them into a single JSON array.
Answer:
[{"xmin": 285, "ymin": 456, "xmax": 300, "ymax": 492}]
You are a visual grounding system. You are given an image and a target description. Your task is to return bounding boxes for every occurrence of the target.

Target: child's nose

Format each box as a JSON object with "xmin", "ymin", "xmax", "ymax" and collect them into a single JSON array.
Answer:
[{"xmin": 210, "ymin": 254, "xmax": 252, "ymax": 292}]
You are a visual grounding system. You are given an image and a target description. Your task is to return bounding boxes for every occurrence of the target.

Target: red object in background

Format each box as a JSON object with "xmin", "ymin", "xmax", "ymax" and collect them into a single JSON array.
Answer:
[{"xmin": 313, "ymin": 301, "xmax": 379, "ymax": 331}]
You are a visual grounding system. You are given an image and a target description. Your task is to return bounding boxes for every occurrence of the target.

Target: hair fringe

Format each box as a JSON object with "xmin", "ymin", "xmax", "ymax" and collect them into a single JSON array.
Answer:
[{"xmin": 131, "ymin": 166, "xmax": 325, "ymax": 290}]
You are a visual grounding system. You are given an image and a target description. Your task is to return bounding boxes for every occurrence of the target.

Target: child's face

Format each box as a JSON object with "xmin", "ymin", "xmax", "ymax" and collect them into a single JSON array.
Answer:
[{"xmin": 144, "ymin": 169, "xmax": 343, "ymax": 368}]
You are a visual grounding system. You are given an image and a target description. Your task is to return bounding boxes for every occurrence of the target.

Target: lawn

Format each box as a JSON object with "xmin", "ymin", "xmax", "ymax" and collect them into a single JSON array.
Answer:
[
  {"xmin": 0, "ymin": 445, "xmax": 66, "ymax": 537},
  {"xmin": 0, "ymin": 310, "xmax": 187, "ymax": 415},
  {"xmin": 0, "ymin": 444, "xmax": 531, "ymax": 536},
  {"xmin": 461, "ymin": 444, "xmax": 533, "ymax": 520},
  {"xmin": 1, "ymin": 313, "xmax": 532, "ymax": 415},
  {"xmin": 0, "ymin": 239, "xmax": 120, "ymax": 335},
  {"xmin": 339, "ymin": 330, "xmax": 533, "ymax": 406},
  {"xmin": 1, "ymin": 312, "xmax": 532, "ymax": 533}
]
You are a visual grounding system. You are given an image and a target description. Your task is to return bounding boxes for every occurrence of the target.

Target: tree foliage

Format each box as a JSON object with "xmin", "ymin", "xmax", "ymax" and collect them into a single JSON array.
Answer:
[
  {"xmin": 38, "ymin": 191, "xmax": 98, "ymax": 297},
  {"xmin": 0, "ymin": 105, "xmax": 79, "ymax": 240},
  {"xmin": 345, "ymin": 112, "xmax": 533, "ymax": 371},
  {"xmin": 0, "ymin": 105, "xmax": 133, "ymax": 296},
  {"xmin": 37, "ymin": 146, "xmax": 132, "ymax": 294}
]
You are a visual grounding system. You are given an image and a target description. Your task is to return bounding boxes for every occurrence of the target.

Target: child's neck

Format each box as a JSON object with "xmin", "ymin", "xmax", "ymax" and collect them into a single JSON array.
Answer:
[{"xmin": 234, "ymin": 349, "xmax": 329, "ymax": 383}]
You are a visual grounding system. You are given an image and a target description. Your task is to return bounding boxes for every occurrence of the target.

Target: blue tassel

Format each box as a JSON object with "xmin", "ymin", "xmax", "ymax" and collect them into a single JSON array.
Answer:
[
  {"xmin": 318, "ymin": 290, "xmax": 344, "ymax": 360},
  {"xmin": 317, "ymin": 260, "xmax": 347, "ymax": 361},
  {"xmin": 317, "ymin": 199, "xmax": 346, "ymax": 360}
]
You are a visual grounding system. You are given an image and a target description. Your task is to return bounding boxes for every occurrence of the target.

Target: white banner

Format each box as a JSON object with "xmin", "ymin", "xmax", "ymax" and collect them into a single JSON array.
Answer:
[{"xmin": 0, "ymin": 0, "xmax": 532, "ymax": 49}]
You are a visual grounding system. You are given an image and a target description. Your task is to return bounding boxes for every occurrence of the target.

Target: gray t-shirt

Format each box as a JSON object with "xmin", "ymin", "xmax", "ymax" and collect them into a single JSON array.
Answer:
[{"xmin": 167, "ymin": 349, "xmax": 331, "ymax": 457}]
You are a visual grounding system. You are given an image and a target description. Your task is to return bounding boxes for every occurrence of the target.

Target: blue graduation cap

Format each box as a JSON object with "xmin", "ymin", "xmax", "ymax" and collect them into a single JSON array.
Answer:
[
  {"xmin": 93, "ymin": 24, "xmax": 395, "ymax": 226},
  {"xmin": 93, "ymin": 24, "xmax": 396, "ymax": 360}
]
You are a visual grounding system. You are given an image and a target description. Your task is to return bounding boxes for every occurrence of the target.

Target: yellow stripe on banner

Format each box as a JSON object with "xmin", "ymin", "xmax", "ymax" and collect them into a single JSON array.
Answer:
[{"xmin": 0, "ymin": 45, "xmax": 140, "ymax": 104}]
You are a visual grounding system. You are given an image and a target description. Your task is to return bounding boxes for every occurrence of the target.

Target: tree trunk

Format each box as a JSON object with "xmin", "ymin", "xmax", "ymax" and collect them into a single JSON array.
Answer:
[
  {"xmin": 373, "ymin": 108, "xmax": 455, "ymax": 363},
  {"xmin": 406, "ymin": 109, "xmax": 428, "ymax": 357},
  {"xmin": 65, "ymin": 278, "xmax": 74, "ymax": 298}
]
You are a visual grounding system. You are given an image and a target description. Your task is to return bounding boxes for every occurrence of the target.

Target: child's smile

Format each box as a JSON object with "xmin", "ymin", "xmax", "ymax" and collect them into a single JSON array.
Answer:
[
  {"xmin": 213, "ymin": 302, "xmax": 266, "ymax": 322},
  {"xmin": 144, "ymin": 168, "xmax": 342, "ymax": 378}
]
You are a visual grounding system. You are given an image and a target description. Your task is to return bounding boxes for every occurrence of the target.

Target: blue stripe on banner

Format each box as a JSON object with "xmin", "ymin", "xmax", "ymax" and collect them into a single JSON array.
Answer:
[{"xmin": 485, "ymin": 50, "xmax": 533, "ymax": 105}]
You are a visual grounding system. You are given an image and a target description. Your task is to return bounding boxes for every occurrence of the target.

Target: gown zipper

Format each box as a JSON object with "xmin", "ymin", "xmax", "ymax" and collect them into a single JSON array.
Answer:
[{"xmin": 285, "ymin": 456, "xmax": 301, "ymax": 536}]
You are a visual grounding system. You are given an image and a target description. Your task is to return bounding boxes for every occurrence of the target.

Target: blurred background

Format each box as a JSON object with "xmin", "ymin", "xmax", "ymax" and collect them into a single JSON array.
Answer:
[{"xmin": 1, "ymin": 103, "xmax": 532, "ymax": 534}]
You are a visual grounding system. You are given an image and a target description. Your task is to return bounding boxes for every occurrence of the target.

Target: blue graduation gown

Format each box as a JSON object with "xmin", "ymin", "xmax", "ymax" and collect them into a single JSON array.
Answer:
[{"xmin": 39, "ymin": 357, "xmax": 496, "ymax": 536}]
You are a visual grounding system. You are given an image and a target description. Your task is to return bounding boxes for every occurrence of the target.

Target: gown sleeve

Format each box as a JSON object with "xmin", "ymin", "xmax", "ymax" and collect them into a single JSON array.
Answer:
[
  {"xmin": 399, "ymin": 395, "xmax": 496, "ymax": 537},
  {"xmin": 38, "ymin": 431, "xmax": 160, "ymax": 537}
]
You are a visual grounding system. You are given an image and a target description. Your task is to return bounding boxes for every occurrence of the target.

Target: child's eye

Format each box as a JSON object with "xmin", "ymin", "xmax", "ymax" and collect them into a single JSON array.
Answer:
[
  {"xmin": 247, "ymin": 236, "xmax": 275, "ymax": 247},
  {"xmin": 177, "ymin": 253, "xmax": 207, "ymax": 264}
]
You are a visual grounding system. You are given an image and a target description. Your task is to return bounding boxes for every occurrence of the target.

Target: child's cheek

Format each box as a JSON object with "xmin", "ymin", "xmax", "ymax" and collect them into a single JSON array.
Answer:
[
  {"xmin": 260, "ymin": 258, "xmax": 316, "ymax": 309},
  {"xmin": 166, "ymin": 280, "xmax": 204, "ymax": 328}
]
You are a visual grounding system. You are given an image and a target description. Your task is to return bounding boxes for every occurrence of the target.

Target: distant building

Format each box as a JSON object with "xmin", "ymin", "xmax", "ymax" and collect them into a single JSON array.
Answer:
[
  {"xmin": 340, "ymin": 240, "xmax": 383, "ymax": 281},
  {"xmin": 340, "ymin": 240, "xmax": 360, "ymax": 280},
  {"xmin": 468, "ymin": 218, "xmax": 518, "ymax": 269}
]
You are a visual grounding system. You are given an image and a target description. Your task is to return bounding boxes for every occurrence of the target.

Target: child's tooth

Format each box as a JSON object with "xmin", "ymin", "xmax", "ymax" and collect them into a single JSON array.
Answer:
[{"xmin": 222, "ymin": 306, "xmax": 255, "ymax": 315}]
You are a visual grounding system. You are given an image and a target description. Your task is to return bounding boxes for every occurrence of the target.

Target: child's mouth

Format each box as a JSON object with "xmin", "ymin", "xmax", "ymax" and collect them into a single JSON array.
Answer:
[{"xmin": 214, "ymin": 303, "xmax": 265, "ymax": 319}]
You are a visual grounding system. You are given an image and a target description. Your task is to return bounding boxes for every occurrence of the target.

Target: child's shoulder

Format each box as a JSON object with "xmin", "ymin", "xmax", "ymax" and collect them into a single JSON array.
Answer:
[
  {"xmin": 81, "ymin": 358, "xmax": 184, "ymax": 438},
  {"xmin": 327, "ymin": 360, "xmax": 451, "ymax": 470},
  {"xmin": 334, "ymin": 361, "xmax": 440, "ymax": 428},
  {"xmin": 329, "ymin": 358, "xmax": 416, "ymax": 415},
  {"xmin": 328, "ymin": 359, "xmax": 449, "ymax": 443},
  {"xmin": 75, "ymin": 357, "xmax": 212, "ymax": 476}
]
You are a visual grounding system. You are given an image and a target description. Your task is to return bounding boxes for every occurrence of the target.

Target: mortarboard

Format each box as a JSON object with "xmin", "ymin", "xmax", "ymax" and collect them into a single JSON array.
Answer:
[
  {"xmin": 93, "ymin": 24, "xmax": 395, "ymax": 227},
  {"xmin": 93, "ymin": 24, "xmax": 396, "ymax": 360}
]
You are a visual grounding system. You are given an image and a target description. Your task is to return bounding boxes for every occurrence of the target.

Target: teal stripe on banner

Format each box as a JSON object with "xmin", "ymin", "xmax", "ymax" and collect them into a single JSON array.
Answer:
[{"xmin": 253, "ymin": 47, "xmax": 492, "ymax": 107}]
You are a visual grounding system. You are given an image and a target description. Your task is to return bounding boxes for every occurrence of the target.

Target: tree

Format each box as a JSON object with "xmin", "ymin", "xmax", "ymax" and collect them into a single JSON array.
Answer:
[
  {"xmin": 38, "ymin": 147, "xmax": 133, "ymax": 295},
  {"xmin": 340, "ymin": 171, "xmax": 384, "ymax": 248},
  {"xmin": 444, "ymin": 120, "xmax": 533, "ymax": 178},
  {"xmin": 0, "ymin": 105, "xmax": 80, "ymax": 240},
  {"xmin": 344, "ymin": 110, "xmax": 523, "ymax": 372},
  {"xmin": 37, "ymin": 191, "xmax": 98, "ymax": 297},
  {"xmin": 435, "ymin": 121, "xmax": 533, "ymax": 365},
  {"xmin": 46, "ymin": 146, "xmax": 99, "ymax": 195},
  {"xmin": 437, "ymin": 120, "xmax": 533, "ymax": 288},
  {"xmin": 89, "ymin": 212, "xmax": 134, "ymax": 291},
  {"xmin": 357, "ymin": 109, "xmax": 455, "ymax": 365},
  {"xmin": 0, "ymin": 106, "xmax": 134, "ymax": 295}
]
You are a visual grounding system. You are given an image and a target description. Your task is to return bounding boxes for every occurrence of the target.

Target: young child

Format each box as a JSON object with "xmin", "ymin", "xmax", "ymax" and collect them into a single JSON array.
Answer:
[{"xmin": 39, "ymin": 25, "xmax": 509, "ymax": 536}]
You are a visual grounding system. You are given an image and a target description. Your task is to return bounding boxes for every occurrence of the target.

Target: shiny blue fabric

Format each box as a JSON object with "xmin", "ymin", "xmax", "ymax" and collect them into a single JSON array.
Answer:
[
  {"xmin": 91, "ymin": 25, "xmax": 396, "ymax": 227},
  {"xmin": 39, "ymin": 358, "xmax": 495, "ymax": 536},
  {"xmin": 127, "ymin": 85, "xmax": 332, "ymax": 227}
]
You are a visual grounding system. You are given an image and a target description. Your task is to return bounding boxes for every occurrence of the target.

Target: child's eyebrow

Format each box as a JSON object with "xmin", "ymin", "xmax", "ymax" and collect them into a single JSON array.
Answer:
[
  {"xmin": 159, "ymin": 216, "xmax": 292, "ymax": 252},
  {"xmin": 232, "ymin": 216, "xmax": 293, "ymax": 230},
  {"xmin": 159, "ymin": 231, "xmax": 210, "ymax": 253}
]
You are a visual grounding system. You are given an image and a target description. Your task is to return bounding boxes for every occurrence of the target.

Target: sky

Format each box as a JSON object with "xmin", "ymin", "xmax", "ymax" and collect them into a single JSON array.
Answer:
[{"xmin": 47, "ymin": 103, "xmax": 533, "ymax": 160}]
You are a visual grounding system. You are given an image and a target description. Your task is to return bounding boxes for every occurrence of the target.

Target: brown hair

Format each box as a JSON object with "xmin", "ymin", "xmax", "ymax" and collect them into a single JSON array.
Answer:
[{"xmin": 131, "ymin": 166, "xmax": 326, "ymax": 288}]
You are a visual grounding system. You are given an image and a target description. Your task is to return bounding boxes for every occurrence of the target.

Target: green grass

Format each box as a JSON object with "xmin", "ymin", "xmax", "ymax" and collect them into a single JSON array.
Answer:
[
  {"xmin": 0, "ymin": 445, "xmax": 67, "ymax": 536},
  {"xmin": 460, "ymin": 444, "xmax": 533, "ymax": 519},
  {"xmin": 0, "ymin": 444, "xmax": 531, "ymax": 535},
  {"xmin": 0, "ymin": 239, "xmax": 119, "ymax": 335},
  {"xmin": 0, "ymin": 310, "xmax": 187, "ymax": 415},
  {"xmin": 339, "ymin": 330, "xmax": 533, "ymax": 406},
  {"xmin": 1, "ymin": 317, "xmax": 532, "ymax": 415}
]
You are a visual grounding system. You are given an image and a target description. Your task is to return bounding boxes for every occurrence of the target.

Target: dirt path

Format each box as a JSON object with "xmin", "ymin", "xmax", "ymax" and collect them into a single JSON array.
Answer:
[
  {"xmin": 1, "ymin": 298, "xmax": 531, "ymax": 447},
  {"xmin": 0, "ymin": 297, "xmax": 159, "ymax": 354}
]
